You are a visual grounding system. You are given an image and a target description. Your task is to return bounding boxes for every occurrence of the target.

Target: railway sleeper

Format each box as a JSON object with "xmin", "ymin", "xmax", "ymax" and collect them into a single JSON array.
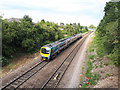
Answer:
[
  {"xmin": 47, "ymin": 82, "xmax": 54, "ymax": 86},
  {"xmin": 12, "ymin": 82, "xmax": 19, "ymax": 85},
  {"xmin": 46, "ymin": 84, "xmax": 52, "ymax": 87},
  {"xmin": 7, "ymin": 85, "xmax": 16, "ymax": 89},
  {"xmin": 26, "ymin": 73, "xmax": 33, "ymax": 76},
  {"xmin": 17, "ymin": 80, "xmax": 23, "ymax": 84},
  {"xmin": 19, "ymin": 77, "xmax": 27, "ymax": 80},
  {"xmin": 17, "ymin": 79, "xmax": 24, "ymax": 83}
]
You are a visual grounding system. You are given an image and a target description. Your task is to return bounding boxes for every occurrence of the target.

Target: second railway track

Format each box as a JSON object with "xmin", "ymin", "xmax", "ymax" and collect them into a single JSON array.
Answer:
[{"xmin": 41, "ymin": 32, "xmax": 91, "ymax": 89}]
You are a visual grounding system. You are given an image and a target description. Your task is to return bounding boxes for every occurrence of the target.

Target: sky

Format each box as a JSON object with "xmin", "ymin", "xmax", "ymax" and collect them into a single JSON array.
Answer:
[{"xmin": 0, "ymin": 0, "xmax": 111, "ymax": 27}]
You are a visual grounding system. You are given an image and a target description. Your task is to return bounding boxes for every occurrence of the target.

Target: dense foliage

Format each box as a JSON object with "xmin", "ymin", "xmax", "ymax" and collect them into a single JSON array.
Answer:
[
  {"xmin": 1, "ymin": 15, "xmax": 88, "ymax": 66},
  {"xmin": 96, "ymin": 1, "xmax": 120, "ymax": 67}
]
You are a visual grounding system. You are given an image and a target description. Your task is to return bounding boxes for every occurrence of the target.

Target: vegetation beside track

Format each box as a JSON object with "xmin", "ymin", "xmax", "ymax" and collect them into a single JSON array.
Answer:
[
  {"xmin": 1, "ymin": 15, "xmax": 89, "ymax": 67},
  {"xmin": 96, "ymin": 1, "xmax": 120, "ymax": 67},
  {"xmin": 79, "ymin": 1, "xmax": 120, "ymax": 88},
  {"xmin": 80, "ymin": 32, "xmax": 118, "ymax": 88}
]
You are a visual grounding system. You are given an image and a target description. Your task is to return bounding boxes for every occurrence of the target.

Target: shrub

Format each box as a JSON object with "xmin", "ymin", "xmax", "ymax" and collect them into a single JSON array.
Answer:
[
  {"xmin": 1, "ymin": 57, "xmax": 9, "ymax": 67},
  {"xmin": 89, "ymin": 49, "xmax": 94, "ymax": 52},
  {"xmin": 100, "ymin": 64, "xmax": 103, "ymax": 68},
  {"xmin": 88, "ymin": 55, "xmax": 95, "ymax": 60},
  {"xmin": 106, "ymin": 73, "xmax": 110, "ymax": 77},
  {"xmin": 22, "ymin": 39, "xmax": 35, "ymax": 51}
]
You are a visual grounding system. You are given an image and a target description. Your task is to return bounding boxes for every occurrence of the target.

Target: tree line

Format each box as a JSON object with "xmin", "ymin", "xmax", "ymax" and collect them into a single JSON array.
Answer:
[
  {"xmin": 95, "ymin": 1, "xmax": 120, "ymax": 67},
  {"xmin": 1, "ymin": 15, "xmax": 88, "ymax": 66}
]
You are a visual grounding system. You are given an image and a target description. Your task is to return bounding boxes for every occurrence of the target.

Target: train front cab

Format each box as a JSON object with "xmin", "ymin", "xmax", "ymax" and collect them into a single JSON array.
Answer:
[{"xmin": 40, "ymin": 47, "xmax": 51, "ymax": 61}]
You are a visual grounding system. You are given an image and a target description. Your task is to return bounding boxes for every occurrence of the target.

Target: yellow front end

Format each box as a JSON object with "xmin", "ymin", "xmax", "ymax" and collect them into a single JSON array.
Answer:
[{"xmin": 40, "ymin": 47, "xmax": 51, "ymax": 60}]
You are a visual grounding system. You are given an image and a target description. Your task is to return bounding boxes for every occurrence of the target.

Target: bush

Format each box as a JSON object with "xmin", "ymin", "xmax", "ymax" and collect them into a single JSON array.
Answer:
[
  {"xmin": 89, "ymin": 48, "xmax": 94, "ymax": 52},
  {"xmin": 88, "ymin": 55, "xmax": 95, "ymax": 60},
  {"xmin": 108, "ymin": 44, "xmax": 120, "ymax": 67},
  {"xmin": 22, "ymin": 39, "xmax": 35, "ymax": 51},
  {"xmin": 1, "ymin": 57, "xmax": 9, "ymax": 67}
]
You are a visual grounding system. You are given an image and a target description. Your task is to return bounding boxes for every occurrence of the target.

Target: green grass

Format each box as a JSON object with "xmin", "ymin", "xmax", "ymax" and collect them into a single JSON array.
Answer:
[
  {"xmin": 88, "ymin": 55, "xmax": 96, "ymax": 60},
  {"xmin": 100, "ymin": 71, "xmax": 103, "ymax": 73},
  {"xmin": 82, "ymin": 66, "xmax": 84, "ymax": 70},
  {"xmin": 89, "ymin": 48, "xmax": 94, "ymax": 52},
  {"xmin": 104, "ymin": 60, "xmax": 114, "ymax": 66},
  {"xmin": 106, "ymin": 73, "xmax": 110, "ymax": 77},
  {"xmin": 93, "ymin": 73, "xmax": 101, "ymax": 81},
  {"xmin": 99, "ymin": 59, "xmax": 101, "ymax": 61},
  {"xmin": 100, "ymin": 64, "xmax": 103, "ymax": 68},
  {"xmin": 104, "ymin": 63, "xmax": 108, "ymax": 66},
  {"xmin": 87, "ymin": 34, "xmax": 96, "ymax": 53},
  {"xmin": 96, "ymin": 46, "xmax": 106, "ymax": 57},
  {"xmin": 80, "ymin": 83, "xmax": 89, "ymax": 88},
  {"xmin": 80, "ymin": 33, "xmax": 102, "ymax": 88},
  {"xmin": 95, "ymin": 64, "xmax": 98, "ymax": 68},
  {"xmin": 84, "ymin": 59, "xmax": 101, "ymax": 87}
]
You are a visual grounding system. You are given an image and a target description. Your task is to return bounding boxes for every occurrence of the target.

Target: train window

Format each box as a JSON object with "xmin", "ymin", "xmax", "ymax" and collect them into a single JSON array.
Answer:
[
  {"xmin": 41, "ymin": 48, "xmax": 50, "ymax": 54},
  {"xmin": 60, "ymin": 43, "xmax": 65, "ymax": 47}
]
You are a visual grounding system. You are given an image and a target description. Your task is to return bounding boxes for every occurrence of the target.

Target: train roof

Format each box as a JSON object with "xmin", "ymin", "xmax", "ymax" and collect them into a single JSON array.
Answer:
[
  {"xmin": 42, "ymin": 33, "xmax": 82, "ymax": 48},
  {"xmin": 43, "ymin": 37, "xmax": 69, "ymax": 48}
]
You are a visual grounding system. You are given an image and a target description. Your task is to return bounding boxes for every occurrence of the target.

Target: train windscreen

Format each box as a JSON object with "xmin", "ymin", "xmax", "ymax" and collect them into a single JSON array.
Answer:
[{"xmin": 41, "ymin": 48, "xmax": 50, "ymax": 54}]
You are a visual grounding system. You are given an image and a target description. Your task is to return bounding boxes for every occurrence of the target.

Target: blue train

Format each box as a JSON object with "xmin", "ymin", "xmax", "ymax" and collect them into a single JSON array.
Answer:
[{"xmin": 40, "ymin": 33, "xmax": 82, "ymax": 61}]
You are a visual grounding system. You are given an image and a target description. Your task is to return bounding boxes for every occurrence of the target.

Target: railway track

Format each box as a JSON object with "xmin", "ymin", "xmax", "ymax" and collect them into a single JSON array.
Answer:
[
  {"xmin": 41, "ymin": 32, "xmax": 91, "ymax": 89},
  {"xmin": 2, "ymin": 61, "xmax": 49, "ymax": 89}
]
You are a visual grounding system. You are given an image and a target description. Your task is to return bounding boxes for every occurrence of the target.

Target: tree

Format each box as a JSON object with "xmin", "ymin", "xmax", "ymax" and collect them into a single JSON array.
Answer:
[
  {"xmin": 78, "ymin": 23, "xmax": 80, "ymax": 27},
  {"xmin": 96, "ymin": 1, "xmax": 120, "ymax": 66},
  {"xmin": 60, "ymin": 22, "xmax": 64, "ymax": 26},
  {"xmin": 41, "ymin": 19, "xmax": 45, "ymax": 23},
  {"xmin": 22, "ymin": 15, "xmax": 32, "ymax": 24},
  {"xmin": 85, "ymin": 26, "xmax": 88, "ymax": 31},
  {"xmin": 73, "ymin": 23, "xmax": 77, "ymax": 27},
  {"xmin": 89, "ymin": 24, "xmax": 96, "ymax": 29}
]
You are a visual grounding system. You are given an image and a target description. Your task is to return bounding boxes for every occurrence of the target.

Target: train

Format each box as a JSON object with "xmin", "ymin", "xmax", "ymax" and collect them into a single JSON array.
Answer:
[{"xmin": 40, "ymin": 33, "xmax": 82, "ymax": 61}]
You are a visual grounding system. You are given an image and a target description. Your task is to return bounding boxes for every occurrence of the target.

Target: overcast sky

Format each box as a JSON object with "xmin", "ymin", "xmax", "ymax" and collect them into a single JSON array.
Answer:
[{"xmin": 0, "ymin": 0, "xmax": 111, "ymax": 26}]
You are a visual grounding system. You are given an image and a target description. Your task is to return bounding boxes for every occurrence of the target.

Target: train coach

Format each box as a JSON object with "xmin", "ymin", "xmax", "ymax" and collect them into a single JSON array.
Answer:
[{"xmin": 40, "ymin": 33, "xmax": 82, "ymax": 61}]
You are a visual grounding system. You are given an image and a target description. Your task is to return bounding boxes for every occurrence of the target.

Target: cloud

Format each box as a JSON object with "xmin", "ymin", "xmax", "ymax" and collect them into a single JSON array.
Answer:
[
  {"xmin": 1, "ymin": 9, "xmax": 100, "ymax": 26},
  {"xmin": 0, "ymin": 0, "xmax": 111, "ymax": 26}
]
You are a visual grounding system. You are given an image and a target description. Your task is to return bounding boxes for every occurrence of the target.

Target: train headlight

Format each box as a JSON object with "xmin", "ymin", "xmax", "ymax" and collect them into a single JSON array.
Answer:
[{"xmin": 41, "ymin": 54, "xmax": 43, "ymax": 57}]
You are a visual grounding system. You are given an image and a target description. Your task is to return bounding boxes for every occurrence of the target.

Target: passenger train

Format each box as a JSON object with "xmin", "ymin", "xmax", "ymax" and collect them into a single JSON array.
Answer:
[{"xmin": 40, "ymin": 33, "xmax": 82, "ymax": 61}]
